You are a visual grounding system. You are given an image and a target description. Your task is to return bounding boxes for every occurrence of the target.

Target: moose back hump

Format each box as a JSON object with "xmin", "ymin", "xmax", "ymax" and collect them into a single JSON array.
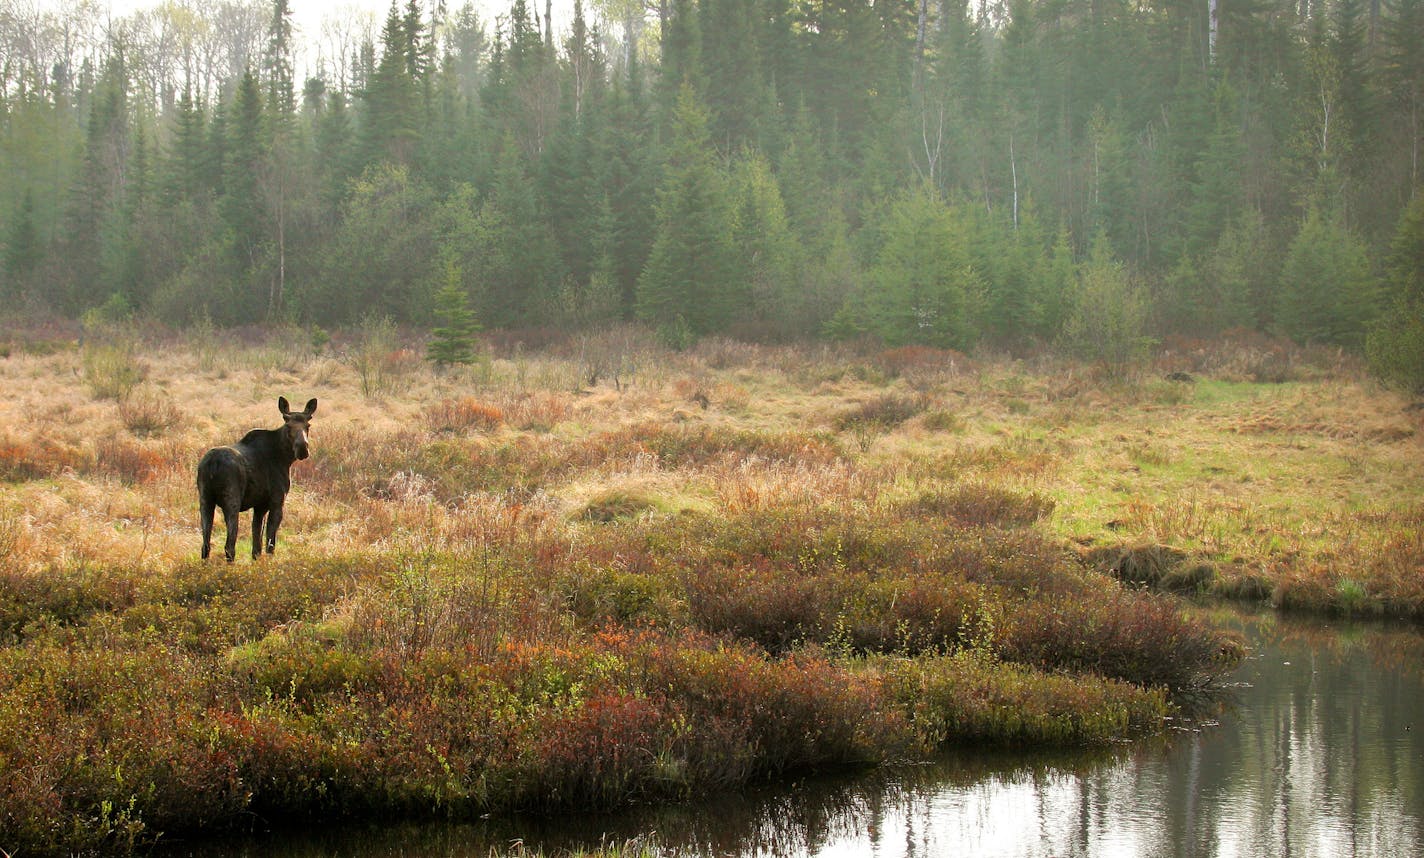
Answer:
[{"xmin": 198, "ymin": 396, "xmax": 317, "ymax": 562}]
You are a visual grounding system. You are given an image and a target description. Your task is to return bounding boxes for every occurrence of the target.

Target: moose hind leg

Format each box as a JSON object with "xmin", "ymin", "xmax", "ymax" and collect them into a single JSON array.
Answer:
[
  {"xmin": 221, "ymin": 504, "xmax": 240, "ymax": 563},
  {"xmin": 200, "ymin": 499, "xmax": 216, "ymax": 560},
  {"xmin": 251, "ymin": 508, "xmax": 267, "ymax": 560}
]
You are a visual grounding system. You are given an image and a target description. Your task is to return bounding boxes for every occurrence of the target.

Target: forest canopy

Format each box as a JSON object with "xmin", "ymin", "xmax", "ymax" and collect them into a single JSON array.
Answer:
[{"xmin": 1, "ymin": 0, "xmax": 1422, "ymax": 384}]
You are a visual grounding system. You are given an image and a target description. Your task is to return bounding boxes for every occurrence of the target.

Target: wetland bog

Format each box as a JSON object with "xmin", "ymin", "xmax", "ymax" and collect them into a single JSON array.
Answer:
[{"xmin": 1, "ymin": 326, "xmax": 1419, "ymax": 854}]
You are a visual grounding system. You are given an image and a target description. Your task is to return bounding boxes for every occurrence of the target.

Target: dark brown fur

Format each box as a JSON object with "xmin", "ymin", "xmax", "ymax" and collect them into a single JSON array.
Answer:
[{"xmin": 198, "ymin": 397, "xmax": 317, "ymax": 562}]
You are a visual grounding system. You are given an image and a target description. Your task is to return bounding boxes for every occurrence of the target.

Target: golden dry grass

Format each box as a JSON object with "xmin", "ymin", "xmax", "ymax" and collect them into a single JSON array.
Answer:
[{"xmin": 1, "ymin": 326, "xmax": 1420, "ymax": 614}]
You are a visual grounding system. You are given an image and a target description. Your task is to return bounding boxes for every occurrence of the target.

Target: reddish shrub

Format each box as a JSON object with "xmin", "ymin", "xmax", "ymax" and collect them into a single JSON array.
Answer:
[
  {"xmin": 423, "ymin": 397, "xmax": 504, "ymax": 434},
  {"xmin": 522, "ymin": 692, "xmax": 670, "ymax": 808},
  {"xmin": 999, "ymin": 591, "xmax": 1242, "ymax": 692},
  {"xmin": 0, "ymin": 435, "xmax": 89, "ymax": 481},
  {"xmin": 876, "ymin": 345, "xmax": 972, "ymax": 378},
  {"xmin": 96, "ymin": 437, "xmax": 170, "ymax": 483}
]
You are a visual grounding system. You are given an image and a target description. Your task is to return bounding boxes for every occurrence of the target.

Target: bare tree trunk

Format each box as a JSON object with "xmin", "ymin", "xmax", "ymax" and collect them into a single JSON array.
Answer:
[
  {"xmin": 919, "ymin": 101, "xmax": 945, "ymax": 185},
  {"xmin": 914, "ymin": 0, "xmax": 929, "ymax": 85},
  {"xmin": 1208, "ymin": 0, "xmax": 1218, "ymax": 63},
  {"xmin": 1010, "ymin": 132, "xmax": 1019, "ymax": 230},
  {"xmin": 273, "ymin": 194, "xmax": 285, "ymax": 319},
  {"xmin": 1411, "ymin": 98, "xmax": 1420, "ymax": 191}
]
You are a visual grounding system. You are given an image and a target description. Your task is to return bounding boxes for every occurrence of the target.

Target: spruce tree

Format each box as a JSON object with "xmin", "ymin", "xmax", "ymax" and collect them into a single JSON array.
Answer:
[
  {"xmin": 636, "ymin": 86, "xmax": 738, "ymax": 338},
  {"xmin": 1277, "ymin": 206, "xmax": 1378, "ymax": 347},
  {"xmin": 849, "ymin": 184, "xmax": 984, "ymax": 349},
  {"xmin": 1366, "ymin": 193, "xmax": 1424, "ymax": 390},
  {"xmin": 4, "ymin": 190, "xmax": 39, "ymax": 299},
  {"xmin": 363, "ymin": 4, "xmax": 421, "ymax": 166},
  {"xmin": 427, "ymin": 261, "xmax": 482, "ymax": 366},
  {"xmin": 1060, "ymin": 233, "xmax": 1153, "ymax": 376}
]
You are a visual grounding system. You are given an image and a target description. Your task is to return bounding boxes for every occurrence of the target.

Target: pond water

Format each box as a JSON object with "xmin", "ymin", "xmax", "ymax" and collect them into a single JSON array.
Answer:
[{"xmin": 170, "ymin": 604, "xmax": 1424, "ymax": 857}]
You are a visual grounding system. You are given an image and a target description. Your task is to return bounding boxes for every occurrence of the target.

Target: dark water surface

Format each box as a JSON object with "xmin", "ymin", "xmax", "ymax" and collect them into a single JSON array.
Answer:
[{"xmin": 172, "ymin": 604, "xmax": 1423, "ymax": 857}]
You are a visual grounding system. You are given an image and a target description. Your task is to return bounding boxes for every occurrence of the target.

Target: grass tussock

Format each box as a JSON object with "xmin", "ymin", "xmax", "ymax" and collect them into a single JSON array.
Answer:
[
  {"xmin": 0, "ymin": 324, "xmax": 1414, "ymax": 854},
  {"xmin": 423, "ymin": 396, "xmax": 505, "ymax": 434}
]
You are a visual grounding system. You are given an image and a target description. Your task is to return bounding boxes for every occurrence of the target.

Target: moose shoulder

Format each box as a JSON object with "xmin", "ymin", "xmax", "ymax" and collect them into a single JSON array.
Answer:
[{"xmin": 198, "ymin": 396, "xmax": 317, "ymax": 562}]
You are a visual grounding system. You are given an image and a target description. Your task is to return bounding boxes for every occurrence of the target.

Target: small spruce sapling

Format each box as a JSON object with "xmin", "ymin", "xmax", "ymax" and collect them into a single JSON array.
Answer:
[{"xmin": 427, "ymin": 262, "xmax": 482, "ymax": 368}]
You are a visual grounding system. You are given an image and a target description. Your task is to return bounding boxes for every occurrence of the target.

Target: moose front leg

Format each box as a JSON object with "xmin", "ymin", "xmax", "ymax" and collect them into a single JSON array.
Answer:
[{"xmin": 265, "ymin": 504, "xmax": 284, "ymax": 555}]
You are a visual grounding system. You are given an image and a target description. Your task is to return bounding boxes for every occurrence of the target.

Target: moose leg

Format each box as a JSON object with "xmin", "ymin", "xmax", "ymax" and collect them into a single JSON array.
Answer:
[
  {"xmin": 200, "ymin": 498, "xmax": 216, "ymax": 560},
  {"xmin": 221, "ymin": 504, "xmax": 240, "ymax": 563},
  {"xmin": 251, "ymin": 507, "xmax": 267, "ymax": 560},
  {"xmin": 265, "ymin": 504, "xmax": 284, "ymax": 555}
]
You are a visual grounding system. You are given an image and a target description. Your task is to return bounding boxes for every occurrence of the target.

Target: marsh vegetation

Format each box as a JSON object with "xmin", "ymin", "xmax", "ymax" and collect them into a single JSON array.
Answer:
[{"xmin": 0, "ymin": 324, "xmax": 1419, "ymax": 854}]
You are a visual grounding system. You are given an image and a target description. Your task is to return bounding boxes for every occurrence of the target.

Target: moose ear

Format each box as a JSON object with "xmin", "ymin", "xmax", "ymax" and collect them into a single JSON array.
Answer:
[
  {"xmin": 304, "ymin": 398, "xmax": 318, "ymax": 416},
  {"xmin": 278, "ymin": 396, "xmax": 291, "ymax": 415}
]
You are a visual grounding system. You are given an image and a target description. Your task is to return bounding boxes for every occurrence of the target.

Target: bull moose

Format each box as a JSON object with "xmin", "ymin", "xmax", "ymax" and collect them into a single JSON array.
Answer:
[{"xmin": 198, "ymin": 396, "xmax": 317, "ymax": 562}]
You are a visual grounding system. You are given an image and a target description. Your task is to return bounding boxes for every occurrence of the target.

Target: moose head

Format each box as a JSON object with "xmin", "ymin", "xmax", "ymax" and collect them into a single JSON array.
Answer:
[{"xmin": 278, "ymin": 396, "xmax": 318, "ymax": 461}]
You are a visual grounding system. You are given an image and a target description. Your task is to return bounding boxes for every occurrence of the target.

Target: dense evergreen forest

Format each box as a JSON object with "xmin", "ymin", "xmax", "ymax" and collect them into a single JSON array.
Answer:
[{"xmin": 0, "ymin": 0, "xmax": 1421, "ymax": 384}]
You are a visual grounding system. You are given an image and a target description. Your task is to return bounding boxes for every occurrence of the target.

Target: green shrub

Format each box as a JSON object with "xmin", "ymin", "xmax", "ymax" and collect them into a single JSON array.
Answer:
[
  {"xmin": 887, "ymin": 651, "xmax": 1169, "ymax": 746},
  {"xmin": 82, "ymin": 338, "xmax": 147, "ymax": 400},
  {"xmin": 1365, "ymin": 300, "xmax": 1424, "ymax": 394}
]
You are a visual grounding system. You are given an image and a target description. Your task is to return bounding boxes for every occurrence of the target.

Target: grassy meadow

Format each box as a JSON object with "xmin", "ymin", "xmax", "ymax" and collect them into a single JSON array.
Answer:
[{"xmin": 0, "ymin": 322, "xmax": 1419, "ymax": 854}]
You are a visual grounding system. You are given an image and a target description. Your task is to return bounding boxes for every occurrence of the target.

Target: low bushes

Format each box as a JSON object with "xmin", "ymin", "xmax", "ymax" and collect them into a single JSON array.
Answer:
[
  {"xmin": 0, "ymin": 495, "xmax": 1243, "ymax": 853},
  {"xmin": 886, "ymin": 651, "xmax": 1168, "ymax": 746}
]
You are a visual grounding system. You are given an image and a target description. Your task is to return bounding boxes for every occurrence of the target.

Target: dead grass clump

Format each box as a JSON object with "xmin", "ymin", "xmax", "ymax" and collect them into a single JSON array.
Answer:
[
  {"xmin": 588, "ymin": 424, "xmax": 841, "ymax": 471},
  {"xmin": 692, "ymin": 336, "xmax": 763, "ymax": 370},
  {"xmin": 578, "ymin": 489, "xmax": 660, "ymax": 523},
  {"xmin": 1359, "ymin": 508, "xmax": 1424, "ymax": 616},
  {"xmin": 1116, "ymin": 496, "xmax": 1249, "ymax": 552},
  {"xmin": 920, "ymin": 409, "xmax": 962, "ymax": 432},
  {"xmin": 1183, "ymin": 330, "xmax": 1363, "ymax": 384},
  {"xmin": 95, "ymin": 437, "xmax": 171, "ymax": 483},
  {"xmin": 424, "ymin": 397, "xmax": 505, "ymax": 434},
  {"xmin": 117, "ymin": 385, "xmax": 181, "ymax": 437},
  {"xmin": 935, "ymin": 437, "xmax": 1061, "ymax": 481},
  {"xmin": 672, "ymin": 375, "xmax": 709, "ymax": 403},
  {"xmin": 711, "ymin": 382, "xmax": 752, "ymax": 412},
  {"xmin": 902, "ymin": 485, "xmax": 1055, "ymax": 528},
  {"xmin": 834, "ymin": 394, "xmax": 925, "ymax": 432},
  {"xmin": 495, "ymin": 390, "xmax": 571, "ymax": 431},
  {"xmin": 0, "ymin": 434, "xmax": 90, "ymax": 481},
  {"xmin": 714, "ymin": 458, "xmax": 869, "ymax": 513},
  {"xmin": 875, "ymin": 346, "xmax": 973, "ymax": 390},
  {"xmin": 1084, "ymin": 543, "xmax": 1202, "ymax": 590},
  {"xmin": 0, "ymin": 504, "xmax": 30, "ymax": 563}
]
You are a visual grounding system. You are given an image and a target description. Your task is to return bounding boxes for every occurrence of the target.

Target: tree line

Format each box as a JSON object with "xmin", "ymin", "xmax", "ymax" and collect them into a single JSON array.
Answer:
[{"xmin": 0, "ymin": 0, "xmax": 1421, "ymax": 385}]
